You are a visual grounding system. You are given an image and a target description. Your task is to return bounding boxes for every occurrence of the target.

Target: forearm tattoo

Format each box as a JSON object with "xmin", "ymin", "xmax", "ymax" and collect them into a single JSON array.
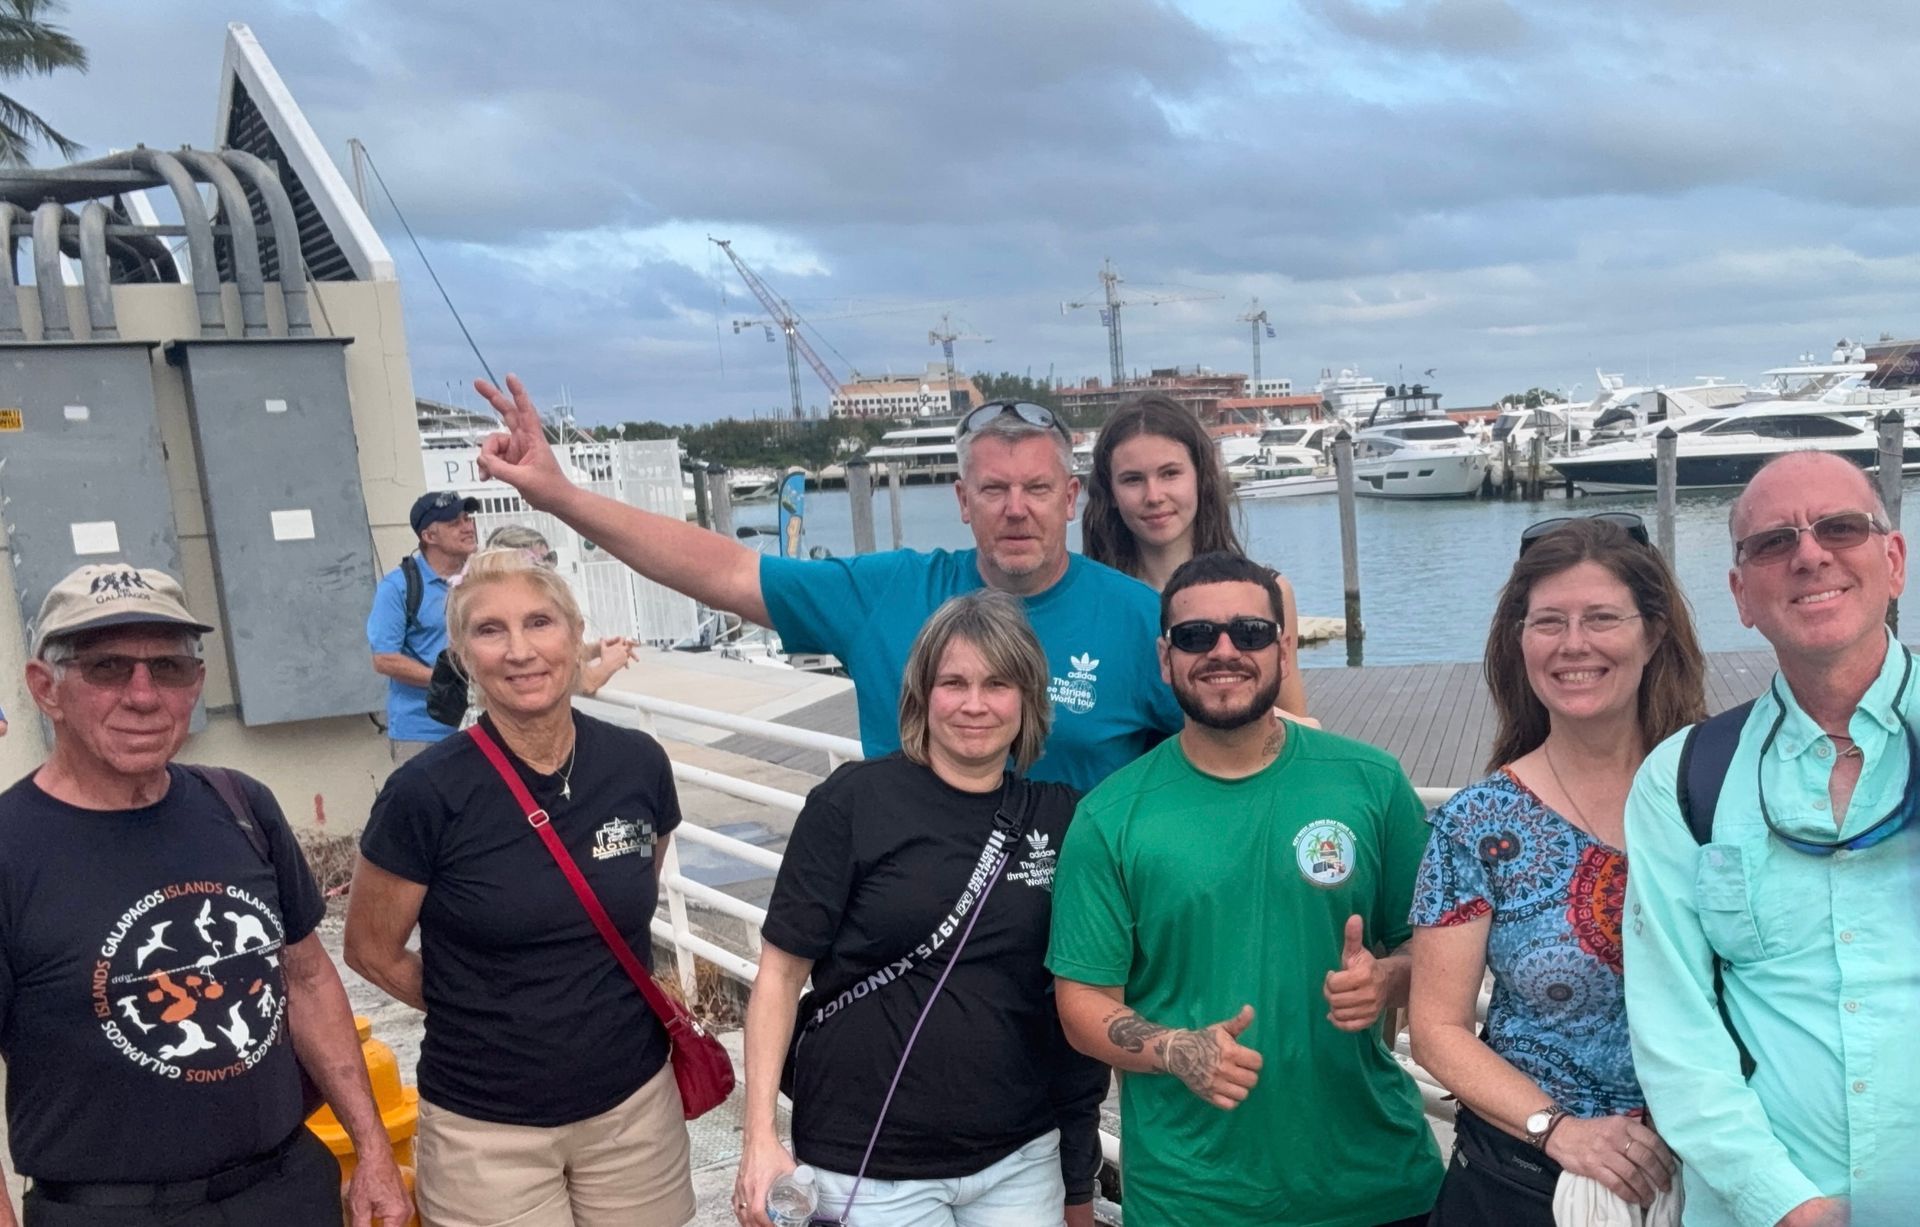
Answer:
[
  {"xmin": 1104, "ymin": 1009, "xmax": 1169, "ymax": 1054},
  {"xmin": 1162, "ymin": 1029, "xmax": 1220, "ymax": 1095}
]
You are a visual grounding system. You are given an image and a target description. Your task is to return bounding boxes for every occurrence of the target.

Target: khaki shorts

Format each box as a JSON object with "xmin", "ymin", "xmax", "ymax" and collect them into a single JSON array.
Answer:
[{"xmin": 415, "ymin": 1064, "xmax": 694, "ymax": 1227}]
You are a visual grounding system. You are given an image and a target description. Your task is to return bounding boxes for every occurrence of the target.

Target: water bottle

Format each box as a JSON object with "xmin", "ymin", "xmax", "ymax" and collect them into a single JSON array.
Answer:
[{"xmin": 766, "ymin": 1164, "xmax": 818, "ymax": 1227}]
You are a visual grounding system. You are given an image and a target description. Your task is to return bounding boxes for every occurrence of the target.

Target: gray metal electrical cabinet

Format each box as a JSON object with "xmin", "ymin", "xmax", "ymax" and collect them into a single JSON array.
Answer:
[
  {"xmin": 166, "ymin": 337, "xmax": 384, "ymax": 726},
  {"xmin": 0, "ymin": 341, "xmax": 183, "ymax": 633}
]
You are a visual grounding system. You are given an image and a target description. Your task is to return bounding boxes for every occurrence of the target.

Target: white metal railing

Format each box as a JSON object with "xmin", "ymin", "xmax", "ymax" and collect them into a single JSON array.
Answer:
[{"xmin": 582, "ymin": 689, "xmax": 1473, "ymax": 1166}]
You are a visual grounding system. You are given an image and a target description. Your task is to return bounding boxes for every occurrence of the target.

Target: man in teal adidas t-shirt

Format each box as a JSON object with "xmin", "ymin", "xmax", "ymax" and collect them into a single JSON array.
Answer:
[
  {"xmin": 1050, "ymin": 552, "xmax": 1442, "ymax": 1227},
  {"xmin": 467, "ymin": 375, "xmax": 1180, "ymax": 793}
]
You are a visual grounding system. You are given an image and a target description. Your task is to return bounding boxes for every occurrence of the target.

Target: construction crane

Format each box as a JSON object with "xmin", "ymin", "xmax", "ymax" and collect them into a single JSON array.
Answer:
[
  {"xmin": 710, "ymin": 236, "xmax": 841, "ymax": 420},
  {"xmin": 1237, "ymin": 299, "xmax": 1276, "ymax": 392},
  {"xmin": 1062, "ymin": 259, "xmax": 1223, "ymax": 387},
  {"xmin": 928, "ymin": 313, "xmax": 991, "ymax": 413}
]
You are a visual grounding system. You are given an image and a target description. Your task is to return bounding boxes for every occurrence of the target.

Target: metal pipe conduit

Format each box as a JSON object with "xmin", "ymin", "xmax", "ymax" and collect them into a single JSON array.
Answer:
[
  {"xmin": 121, "ymin": 149, "xmax": 225, "ymax": 337},
  {"xmin": 77, "ymin": 202, "xmax": 118, "ymax": 338},
  {"xmin": 31, "ymin": 202, "xmax": 72, "ymax": 340},
  {"xmin": 219, "ymin": 148, "xmax": 311, "ymax": 335},
  {"xmin": 177, "ymin": 149, "xmax": 267, "ymax": 336},
  {"xmin": 0, "ymin": 203, "xmax": 23, "ymax": 339}
]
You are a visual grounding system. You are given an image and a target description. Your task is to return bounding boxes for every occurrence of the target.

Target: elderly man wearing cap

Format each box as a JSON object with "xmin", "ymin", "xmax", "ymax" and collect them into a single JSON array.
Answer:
[
  {"xmin": 0, "ymin": 564, "xmax": 411, "ymax": 1227},
  {"xmin": 366, "ymin": 490, "xmax": 479, "ymax": 761}
]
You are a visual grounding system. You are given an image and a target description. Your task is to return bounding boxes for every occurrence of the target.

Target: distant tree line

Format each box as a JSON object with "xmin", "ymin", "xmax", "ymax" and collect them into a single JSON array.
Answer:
[
  {"xmin": 971, "ymin": 372, "xmax": 1062, "ymax": 413},
  {"xmin": 1496, "ymin": 387, "xmax": 1568, "ymax": 409},
  {"xmin": 591, "ymin": 415, "xmax": 896, "ymax": 470}
]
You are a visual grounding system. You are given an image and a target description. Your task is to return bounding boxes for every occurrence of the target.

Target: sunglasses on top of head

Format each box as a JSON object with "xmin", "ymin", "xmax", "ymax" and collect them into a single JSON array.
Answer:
[
  {"xmin": 1165, "ymin": 617, "xmax": 1280, "ymax": 654},
  {"xmin": 1734, "ymin": 510, "xmax": 1887, "ymax": 566},
  {"xmin": 956, "ymin": 400, "xmax": 1073, "ymax": 444},
  {"xmin": 1518, "ymin": 512, "xmax": 1651, "ymax": 557}
]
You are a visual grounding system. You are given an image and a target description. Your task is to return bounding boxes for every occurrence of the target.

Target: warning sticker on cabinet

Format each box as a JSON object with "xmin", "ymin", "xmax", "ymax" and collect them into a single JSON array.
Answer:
[{"xmin": 0, "ymin": 409, "xmax": 22, "ymax": 431}]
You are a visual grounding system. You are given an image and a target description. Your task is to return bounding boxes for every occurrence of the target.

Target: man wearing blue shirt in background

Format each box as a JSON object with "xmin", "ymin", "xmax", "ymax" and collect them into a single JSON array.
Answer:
[
  {"xmin": 1624, "ymin": 451, "xmax": 1919, "ymax": 1227},
  {"xmin": 467, "ymin": 374, "xmax": 1180, "ymax": 795},
  {"xmin": 365, "ymin": 490, "xmax": 477, "ymax": 762}
]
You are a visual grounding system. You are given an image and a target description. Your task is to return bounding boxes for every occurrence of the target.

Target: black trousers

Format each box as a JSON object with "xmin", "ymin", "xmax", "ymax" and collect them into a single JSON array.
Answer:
[
  {"xmin": 23, "ymin": 1130, "xmax": 342, "ymax": 1227},
  {"xmin": 1427, "ymin": 1107, "xmax": 1561, "ymax": 1227}
]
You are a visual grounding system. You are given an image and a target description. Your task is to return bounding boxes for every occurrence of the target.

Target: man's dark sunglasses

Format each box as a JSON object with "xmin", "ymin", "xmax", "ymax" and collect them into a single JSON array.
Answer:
[
  {"xmin": 1735, "ymin": 511, "xmax": 1886, "ymax": 566},
  {"xmin": 1166, "ymin": 617, "xmax": 1280, "ymax": 654},
  {"xmin": 1519, "ymin": 513, "xmax": 1651, "ymax": 556},
  {"xmin": 66, "ymin": 653, "xmax": 204, "ymax": 689},
  {"xmin": 955, "ymin": 399, "xmax": 1073, "ymax": 444}
]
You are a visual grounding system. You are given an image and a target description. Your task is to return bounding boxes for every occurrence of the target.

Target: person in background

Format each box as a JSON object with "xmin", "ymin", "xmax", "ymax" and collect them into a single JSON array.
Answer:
[
  {"xmin": 347, "ymin": 548, "xmax": 693, "ymax": 1227},
  {"xmin": 367, "ymin": 490, "xmax": 478, "ymax": 761},
  {"xmin": 0, "ymin": 564, "xmax": 410, "ymax": 1227},
  {"xmin": 1080, "ymin": 395, "xmax": 1309, "ymax": 719},
  {"xmin": 470, "ymin": 374, "xmax": 1181, "ymax": 793},
  {"xmin": 1051, "ymin": 552, "xmax": 1441, "ymax": 1226},
  {"xmin": 1409, "ymin": 515, "xmax": 1704, "ymax": 1223},
  {"xmin": 734, "ymin": 591, "xmax": 1107, "ymax": 1227},
  {"xmin": 1625, "ymin": 452, "xmax": 1920, "ymax": 1227}
]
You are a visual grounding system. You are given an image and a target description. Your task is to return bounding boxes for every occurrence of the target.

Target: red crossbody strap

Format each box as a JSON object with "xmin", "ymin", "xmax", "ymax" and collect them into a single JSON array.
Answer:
[{"xmin": 466, "ymin": 724, "xmax": 689, "ymax": 1036}]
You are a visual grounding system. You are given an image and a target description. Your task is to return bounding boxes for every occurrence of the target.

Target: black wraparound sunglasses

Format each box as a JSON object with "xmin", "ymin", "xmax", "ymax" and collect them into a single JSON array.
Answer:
[
  {"xmin": 1165, "ymin": 617, "xmax": 1280, "ymax": 654},
  {"xmin": 1519, "ymin": 512, "xmax": 1651, "ymax": 556}
]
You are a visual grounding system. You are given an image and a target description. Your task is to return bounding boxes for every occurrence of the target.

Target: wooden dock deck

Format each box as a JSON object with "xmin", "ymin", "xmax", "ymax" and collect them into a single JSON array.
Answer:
[{"xmin": 717, "ymin": 648, "xmax": 1795, "ymax": 788}]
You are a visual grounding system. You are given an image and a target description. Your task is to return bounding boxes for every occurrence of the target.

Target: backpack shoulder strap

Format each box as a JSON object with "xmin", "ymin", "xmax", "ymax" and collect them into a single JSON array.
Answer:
[
  {"xmin": 1677, "ymin": 698, "xmax": 1757, "ymax": 845},
  {"xmin": 182, "ymin": 764, "xmax": 271, "ymax": 865},
  {"xmin": 397, "ymin": 555, "xmax": 431, "ymax": 666}
]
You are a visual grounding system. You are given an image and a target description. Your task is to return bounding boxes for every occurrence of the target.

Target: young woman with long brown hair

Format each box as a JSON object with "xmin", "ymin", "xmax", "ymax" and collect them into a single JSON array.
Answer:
[{"xmin": 1081, "ymin": 395, "xmax": 1308, "ymax": 717}]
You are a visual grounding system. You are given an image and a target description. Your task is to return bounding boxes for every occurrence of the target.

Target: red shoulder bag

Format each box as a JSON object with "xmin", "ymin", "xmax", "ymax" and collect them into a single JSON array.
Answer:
[{"xmin": 468, "ymin": 724, "xmax": 736, "ymax": 1119}]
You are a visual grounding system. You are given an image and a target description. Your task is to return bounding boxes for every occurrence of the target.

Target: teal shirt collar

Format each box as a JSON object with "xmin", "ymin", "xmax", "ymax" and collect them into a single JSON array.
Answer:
[{"xmin": 1766, "ymin": 630, "xmax": 1910, "ymax": 761}]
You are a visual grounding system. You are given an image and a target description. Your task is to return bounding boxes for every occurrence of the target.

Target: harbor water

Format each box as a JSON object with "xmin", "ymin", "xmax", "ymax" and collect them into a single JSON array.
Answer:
[{"xmin": 764, "ymin": 481, "xmax": 1920, "ymax": 667}]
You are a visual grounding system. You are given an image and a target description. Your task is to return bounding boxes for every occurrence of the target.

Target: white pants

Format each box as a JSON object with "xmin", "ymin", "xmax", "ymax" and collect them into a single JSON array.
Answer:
[{"xmin": 810, "ymin": 1129, "xmax": 1065, "ymax": 1227}]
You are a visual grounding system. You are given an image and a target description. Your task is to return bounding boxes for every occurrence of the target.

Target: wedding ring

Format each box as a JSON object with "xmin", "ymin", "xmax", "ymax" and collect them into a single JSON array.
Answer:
[{"xmin": 1625, "ymin": 1139, "xmax": 1638, "ymax": 1158}]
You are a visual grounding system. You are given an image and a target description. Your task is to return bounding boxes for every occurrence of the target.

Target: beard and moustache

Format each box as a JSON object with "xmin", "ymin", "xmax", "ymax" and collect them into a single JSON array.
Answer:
[{"xmin": 1171, "ymin": 661, "xmax": 1282, "ymax": 730}]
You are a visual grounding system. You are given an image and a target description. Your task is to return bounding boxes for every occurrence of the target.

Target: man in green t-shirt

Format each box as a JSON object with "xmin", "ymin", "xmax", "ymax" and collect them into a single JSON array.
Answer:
[{"xmin": 1048, "ymin": 552, "xmax": 1443, "ymax": 1227}]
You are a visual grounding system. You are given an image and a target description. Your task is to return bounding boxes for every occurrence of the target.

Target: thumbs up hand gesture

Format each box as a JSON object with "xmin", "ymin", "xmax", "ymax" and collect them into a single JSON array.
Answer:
[
  {"xmin": 1162, "ymin": 1005, "xmax": 1263, "ymax": 1110},
  {"xmin": 1322, "ymin": 915, "xmax": 1386, "ymax": 1032}
]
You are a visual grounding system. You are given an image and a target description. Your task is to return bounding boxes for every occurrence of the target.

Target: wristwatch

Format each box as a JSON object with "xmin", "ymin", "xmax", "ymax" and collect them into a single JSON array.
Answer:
[{"xmin": 1524, "ymin": 1104, "xmax": 1568, "ymax": 1149}]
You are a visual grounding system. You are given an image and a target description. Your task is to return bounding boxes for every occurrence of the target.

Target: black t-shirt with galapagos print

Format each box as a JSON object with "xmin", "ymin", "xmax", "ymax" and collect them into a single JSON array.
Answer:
[{"xmin": 0, "ymin": 766, "xmax": 324, "ymax": 1182}]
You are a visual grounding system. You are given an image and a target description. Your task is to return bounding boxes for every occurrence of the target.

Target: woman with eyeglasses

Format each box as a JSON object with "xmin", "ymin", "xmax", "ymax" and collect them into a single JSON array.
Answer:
[
  {"xmin": 1407, "ymin": 515, "xmax": 1706, "ymax": 1224},
  {"xmin": 733, "ymin": 590, "xmax": 1108, "ymax": 1227},
  {"xmin": 1081, "ymin": 395, "xmax": 1309, "ymax": 718}
]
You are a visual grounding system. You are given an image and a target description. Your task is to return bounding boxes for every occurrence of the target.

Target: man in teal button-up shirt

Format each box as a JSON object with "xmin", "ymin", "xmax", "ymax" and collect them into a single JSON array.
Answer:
[{"xmin": 1624, "ymin": 452, "xmax": 1918, "ymax": 1227}]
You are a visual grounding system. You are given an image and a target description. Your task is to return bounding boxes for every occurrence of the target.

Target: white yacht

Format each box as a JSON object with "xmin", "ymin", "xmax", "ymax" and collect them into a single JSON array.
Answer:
[
  {"xmin": 1316, "ymin": 367, "xmax": 1390, "ymax": 420},
  {"xmin": 1551, "ymin": 362, "xmax": 1920, "ymax": 493},
  {"xmin": 1351, "ymin": 385, "xmax": 1489, "ymax": 499},
  {"xmin": 863, "ymin": 422, "xmax": 961, "ymax": 482},
  {"xmin": 1234, "ymin": 422, "xmax": 1340, "ymax": 499}
]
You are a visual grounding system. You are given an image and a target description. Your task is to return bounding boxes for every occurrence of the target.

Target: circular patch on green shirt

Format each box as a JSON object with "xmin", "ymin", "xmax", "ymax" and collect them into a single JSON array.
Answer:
[{"xmin": 1293, "ymin": 819, "xmax": 1358, "ymax": 887}]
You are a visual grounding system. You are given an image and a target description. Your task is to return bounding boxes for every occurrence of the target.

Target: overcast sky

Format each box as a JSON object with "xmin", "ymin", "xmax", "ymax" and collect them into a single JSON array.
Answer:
[{"xmin": 16, "ymin": 1, "xmax": 1920, "ymax": 425}]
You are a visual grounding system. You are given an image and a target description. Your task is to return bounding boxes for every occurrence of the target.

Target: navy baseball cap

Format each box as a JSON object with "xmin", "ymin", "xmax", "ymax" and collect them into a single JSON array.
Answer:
[{"xmin": 410, "ymin": 491, "xmax": 480, "ymax": 535}]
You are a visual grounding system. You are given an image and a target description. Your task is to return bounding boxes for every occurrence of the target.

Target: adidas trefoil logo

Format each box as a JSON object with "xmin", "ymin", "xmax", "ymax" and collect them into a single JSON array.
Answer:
[
  {"xmin": 1025, "ymin": 829, "xmax": 1050, "ymax": 854},
  {"xmin": 1070, "ymin": 652, "xmax": 1098, "ymax": 674}
]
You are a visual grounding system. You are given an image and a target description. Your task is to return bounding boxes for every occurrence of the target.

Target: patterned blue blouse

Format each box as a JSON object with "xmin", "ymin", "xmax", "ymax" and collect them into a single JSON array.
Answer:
[{"xmin": 1410, "ymin": 770, "xmax": 1643, "ymax": 1117}]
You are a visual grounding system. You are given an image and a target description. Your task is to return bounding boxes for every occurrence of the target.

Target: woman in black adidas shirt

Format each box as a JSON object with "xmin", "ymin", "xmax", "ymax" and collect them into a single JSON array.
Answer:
[
  {"xmin": 347, "ymin": 549, "xmax": 695, "ymax": 1227},
  {"xmin": 733, "ymin": 590, "xmax": 1109, "ymax": 1227}
]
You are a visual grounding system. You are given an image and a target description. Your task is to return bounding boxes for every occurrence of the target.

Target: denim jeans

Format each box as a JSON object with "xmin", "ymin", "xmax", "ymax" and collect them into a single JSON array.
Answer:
[{"xmin": 811, "ymin": 1128, "xmax": 1065, "ymax": 1227}]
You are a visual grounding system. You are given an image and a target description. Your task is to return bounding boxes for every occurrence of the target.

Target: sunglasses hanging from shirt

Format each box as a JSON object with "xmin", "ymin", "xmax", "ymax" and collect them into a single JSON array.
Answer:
[{"xmin": 1758, "ymin": 646, "xmax": 1918, "ymax": 855}]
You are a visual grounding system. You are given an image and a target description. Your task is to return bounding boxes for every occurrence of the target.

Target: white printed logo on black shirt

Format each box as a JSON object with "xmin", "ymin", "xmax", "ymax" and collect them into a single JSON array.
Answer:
[
  {"xmin": 1007, "ymin": 828, "xmax": 1057, "ymax": 890},
  {"xmin": 93, "ymin": 882, "xmax": 288, "ymax": 1081},
  {"xmin": 591, "ymin": 815, "xmax": 654, "ymax": 861}
]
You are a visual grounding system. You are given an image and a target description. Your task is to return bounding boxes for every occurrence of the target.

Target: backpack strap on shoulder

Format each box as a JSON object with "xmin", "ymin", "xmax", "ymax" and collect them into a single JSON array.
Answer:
[
  {"xmin": 397, "ymin": 555, "xmax": 431, "ymax": 666},
  {"xmin": 1672, "ymin": 696, "xmax": 1760, "ymax": 1082},
  {"xmin": 182, "ymin": 764, "xmax": 271, "ymax": 865}
]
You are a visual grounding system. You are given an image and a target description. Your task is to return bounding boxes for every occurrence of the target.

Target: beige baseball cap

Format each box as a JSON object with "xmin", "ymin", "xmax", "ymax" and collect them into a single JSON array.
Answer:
[{"xmin": 31, "ymin": 564, "xmax": 215, "ymax": 656}]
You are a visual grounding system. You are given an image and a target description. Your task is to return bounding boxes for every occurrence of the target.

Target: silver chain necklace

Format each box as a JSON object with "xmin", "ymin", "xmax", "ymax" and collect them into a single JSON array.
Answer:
[{"xmin": 556, "ymin": 741, "xmax": 578, "ymax": 801}]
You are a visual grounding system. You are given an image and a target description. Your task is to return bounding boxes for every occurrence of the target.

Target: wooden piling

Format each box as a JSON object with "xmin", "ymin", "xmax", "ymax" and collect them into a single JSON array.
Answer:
[
  {"xmin": 1655, "ymin": 427, "xmax": 1677, "ymax": 561},
  {"xmin": 1879, "ymin": 409, "xmax": 1904, "ymax": 632},
  {"xmin": 1333, "ymin": 430, "xmax": 1364, "ymax": 666},
  {"xmin": 705, "ymin": 465, "xmax": 735, "ymax": 539},
  {"xmin": 687, "ymin": 461, "xmax": 711, "ymax": 530},
  {"xmin": 1527, "ymin": 432, "xmax": 1546, "ymax": 500},
  {"xmin": 886, "ymin": 464, "xmax": 904, "ymax": 550},
  {"xmin": 847, "ymin": 458, "xmax": 877, "ymax": 555}
]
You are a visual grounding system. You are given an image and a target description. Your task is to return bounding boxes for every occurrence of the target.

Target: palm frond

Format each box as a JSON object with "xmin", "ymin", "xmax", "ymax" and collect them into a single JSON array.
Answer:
[{"xmin": 0, "ymin": 88, "xmax": 80, "ymax": 165}]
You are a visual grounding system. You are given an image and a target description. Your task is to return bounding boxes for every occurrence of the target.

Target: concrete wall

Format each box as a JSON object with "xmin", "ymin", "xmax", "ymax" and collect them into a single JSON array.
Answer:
[{"xmin": 0, "ymin": 278, "xmax": 428, "ymax": 833}]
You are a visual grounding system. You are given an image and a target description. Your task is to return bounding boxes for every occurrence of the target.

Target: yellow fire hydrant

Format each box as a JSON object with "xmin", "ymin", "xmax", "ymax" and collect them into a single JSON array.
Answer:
[{"xmin": 307, "ymin": 1015, "xmax": 420, "ymax": 1226}]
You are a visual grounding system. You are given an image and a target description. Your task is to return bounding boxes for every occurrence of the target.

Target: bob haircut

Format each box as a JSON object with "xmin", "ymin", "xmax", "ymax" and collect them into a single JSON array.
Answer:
[
  {"xmin": 445, "ymin": 548, "xmax": 587, "ymax": 692},
  {"xmin": 1484, "ymin": 517, "xmax": 1706, "ymax": 769},
  {"xmin": 1160, "ymin": 551, "xmax": 1286, "ymax": 634},
  {"xmin": 1083, "ymin": 394, "xmax": 1245, "ymax": 579},
  {"xmin": 898, "ymin": 590, "xmax": 1052, "ymax": 773}
]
